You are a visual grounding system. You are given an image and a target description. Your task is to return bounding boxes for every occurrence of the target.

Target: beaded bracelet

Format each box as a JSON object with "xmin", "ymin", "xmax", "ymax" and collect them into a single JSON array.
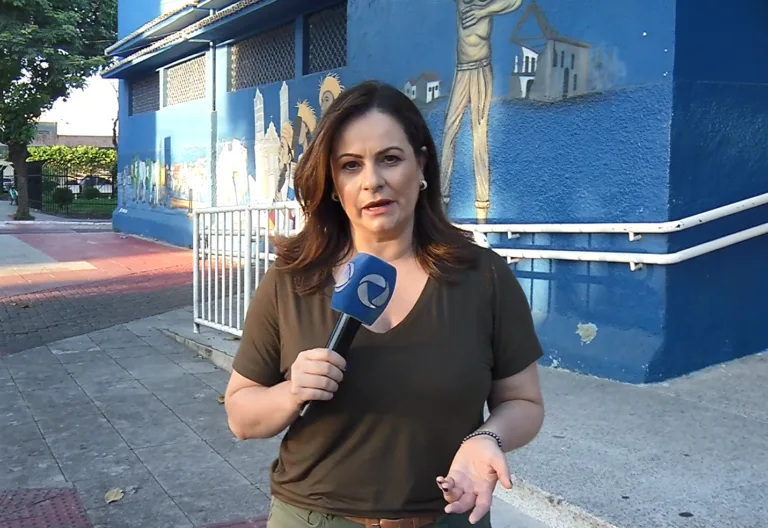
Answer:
[{"xmin": 461, "ymin": 430, "xmax": 503, "ymax": 451}]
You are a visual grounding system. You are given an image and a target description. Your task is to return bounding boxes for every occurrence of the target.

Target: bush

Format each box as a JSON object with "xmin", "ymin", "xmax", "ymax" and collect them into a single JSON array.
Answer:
[
  {"xmin": 28, "ymin": 145, "xmax": 116, "ymax": 176},
  {"xmin": 82, "ymin": 187, "xmax": 101, "ymax": 200},
  {"xmin": 52, "ymin": 187, "xmax": 74, "ymax": 208}
]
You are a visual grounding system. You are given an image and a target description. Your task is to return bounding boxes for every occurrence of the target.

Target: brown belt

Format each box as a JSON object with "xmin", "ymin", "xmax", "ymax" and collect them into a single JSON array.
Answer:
[{"xmin": 344, "ymin": 515, "xmax": 438, "ymax": 528}]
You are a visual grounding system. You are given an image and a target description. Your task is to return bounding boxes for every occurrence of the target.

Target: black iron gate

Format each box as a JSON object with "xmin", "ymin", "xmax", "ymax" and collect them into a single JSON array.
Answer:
[{"xmin": 40, "ymin": 161, "xmax": 117, "ymax": 219}]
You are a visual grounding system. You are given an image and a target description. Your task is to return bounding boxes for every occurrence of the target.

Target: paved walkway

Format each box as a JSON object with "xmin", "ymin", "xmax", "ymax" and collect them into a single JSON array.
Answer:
[
  {"xmin": 1, "ymin": 308, "xmax": 546, "ymax": 528},
  {"xmin": 0, "ymin": 214, "xmax": 192, "ymax": 357},
  {"xmin": 171, "ymin": 323, "xmax": 768, "ymax": 528}
]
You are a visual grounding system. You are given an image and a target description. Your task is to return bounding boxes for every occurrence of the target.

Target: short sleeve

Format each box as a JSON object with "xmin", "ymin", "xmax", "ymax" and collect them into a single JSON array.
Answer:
[
  {"xmin": 486, "ymin": 250, "xmax": 544, "ymax": 380},
  {"xmin": 231, "ymin": 266, "xmax": 284, "ymax": 387}
]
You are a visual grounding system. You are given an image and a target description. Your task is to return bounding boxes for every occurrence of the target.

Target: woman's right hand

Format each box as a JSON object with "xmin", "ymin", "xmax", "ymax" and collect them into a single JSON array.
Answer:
[{"xmin": 289, "ymin": 348, "xmax": 346, "ymax": 408}]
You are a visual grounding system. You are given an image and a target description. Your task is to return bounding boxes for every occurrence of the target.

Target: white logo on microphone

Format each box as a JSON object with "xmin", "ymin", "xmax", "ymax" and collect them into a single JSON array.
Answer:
[
  {"xmin": 357, "ymin": 274, "xmax": 391, "ymax": 309},
  {"xmin": 334, "ymin": 262, "xmax": 355, "ymax": 292}
]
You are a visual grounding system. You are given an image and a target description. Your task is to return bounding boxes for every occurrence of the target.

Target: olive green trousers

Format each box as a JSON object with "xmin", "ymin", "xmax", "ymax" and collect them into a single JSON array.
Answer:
[{"xmin": 266, "ymin": 497, "xmax": 492, "ymax": 528}]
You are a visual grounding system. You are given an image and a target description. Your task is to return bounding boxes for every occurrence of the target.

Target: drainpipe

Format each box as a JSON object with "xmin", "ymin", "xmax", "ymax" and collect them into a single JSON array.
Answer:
[{"xmin": 207, "ymin": 9, "xmax": 217, "ymax": 207}]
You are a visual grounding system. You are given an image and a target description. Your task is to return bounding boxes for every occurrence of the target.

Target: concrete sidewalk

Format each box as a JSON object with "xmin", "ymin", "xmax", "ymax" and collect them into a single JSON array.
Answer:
[
  {"xmin": 168, "ymin": 323, "xmax": 768, "ymax": 528},
  {"xmin": 0, "ymin": 307, "xmax": 546, "ymax": 528}
]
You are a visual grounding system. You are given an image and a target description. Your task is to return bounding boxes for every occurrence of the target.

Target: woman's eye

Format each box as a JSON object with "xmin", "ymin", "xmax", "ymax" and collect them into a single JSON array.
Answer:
[
  {"xmin": 341, "ymin": 161, "xmax": 360, "ymax": 171},
  {"xmin": 382, "ymin": 155, "xmax": 401, "ymax": 165}
]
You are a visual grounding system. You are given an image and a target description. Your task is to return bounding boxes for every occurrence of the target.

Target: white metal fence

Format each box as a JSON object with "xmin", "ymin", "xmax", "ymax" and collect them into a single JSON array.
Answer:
[
  {"xmin": 193, "ymin": 194, "xmax": 768, "ymax": 337},
  {"xmin": 193, "ymin": 201, "xmax": 303, "ymax": 336}
]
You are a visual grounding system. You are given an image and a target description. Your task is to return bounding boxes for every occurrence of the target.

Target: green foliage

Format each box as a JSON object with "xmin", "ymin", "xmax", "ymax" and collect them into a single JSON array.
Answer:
[
  {"xmin": 0, "ymin": 0, "xmax": 117, "ymax": 215},
  {"xmin": 29, "ymin": 145, "xmax": 117, "ymax": 174},
  {"xmin": 82, "ymin": 186, "xmax": 102, "ymax": 200},
  {"xmin": 52, "ymin": 187, "xmax": 74, "ymax": 208},
  {"xmin": 0, "ymin": 0, "xmax": 117, "ymax": 146}
]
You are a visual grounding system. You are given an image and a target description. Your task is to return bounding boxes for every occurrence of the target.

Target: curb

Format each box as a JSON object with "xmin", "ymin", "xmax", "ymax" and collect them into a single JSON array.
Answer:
[
  {"xmin": 1, "ymin": 220, "xmax": 112, "ymax": 226},
  {"xmin": 162, "ymin": 328, "xmax": 617, "ymax": 528},
  {"xmin": 161, "ymin": 328, "xmax": 234, "ymax": 373}
]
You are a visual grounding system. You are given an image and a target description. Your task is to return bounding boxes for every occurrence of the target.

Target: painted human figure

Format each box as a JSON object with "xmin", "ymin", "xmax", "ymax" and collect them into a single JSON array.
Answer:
[{"xmin": 440, "ymin": 0, "xmax": 523, "ymax": 221}]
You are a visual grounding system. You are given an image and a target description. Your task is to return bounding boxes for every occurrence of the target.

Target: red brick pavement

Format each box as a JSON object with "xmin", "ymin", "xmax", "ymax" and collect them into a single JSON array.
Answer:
[
  {"xmin": 0, "ymin": 488, "xmax": 92, "ymax": 528},
  {"xmin": 0, "ymin": 230, "xmax": 194, "ymax": 357},
  {"xmin": 1, "ymin": 232, "xmax": 191, "ymax": 298}
]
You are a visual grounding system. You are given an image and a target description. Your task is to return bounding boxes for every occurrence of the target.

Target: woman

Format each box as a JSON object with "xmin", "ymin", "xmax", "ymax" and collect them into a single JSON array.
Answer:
[{"xmin": 225, "ymin": 80, "xmax": 545, "ymax": 527}]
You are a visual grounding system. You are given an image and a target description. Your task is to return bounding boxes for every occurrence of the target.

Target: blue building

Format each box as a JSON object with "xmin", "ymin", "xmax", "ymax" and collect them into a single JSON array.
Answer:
[{"xmin": 104, "ymin": 0, "xmax": 768, "ymax": 384}]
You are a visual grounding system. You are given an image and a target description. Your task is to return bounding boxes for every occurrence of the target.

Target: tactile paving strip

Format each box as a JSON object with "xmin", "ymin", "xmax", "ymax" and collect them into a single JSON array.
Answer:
[{"xmin": 0, "ymin": 488, "xmax": 92, "ymax": 528}]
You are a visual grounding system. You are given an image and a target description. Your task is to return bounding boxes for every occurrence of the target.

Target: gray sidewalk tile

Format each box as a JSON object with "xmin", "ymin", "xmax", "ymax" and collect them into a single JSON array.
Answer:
[
  {"xmin": 88, "ymin": 328, "xmax": 147, "ymax": 350},
  {"xmin": 21, "ymin": 384, "xmax": 98, "ymax": 420},
  {"xmin": 48, "ymin": 335, "xmax": 100, "ymax": 356},
  {"xmin": 173, "ymin": 484, "xmax": 270, "ymax": 527},
  {"xmin": 171, "ymin": 399, "xmax": 232, "ymax": 441},
  {"xmin": 63, "ymin": 357, "xmax": 134, "ymax": 386},
  {"xmin": 0, "ymin": 453, "xmax": 67, "ymax": 489},
  {"xmin": 57, "ymin": 448, "xmax": 146, "ymax": 483},
  {"xmin": 104, "ymin": 344, "xmax": 159, "ymax": 359},
  {"xmin": 110, "ymin": 412, "xmax": 200, "ymax": 449},
  {"xmin": 141, "ymin": 374, "xmax": 221, "ymax": 407},
  {"xmin": 81, "ymin": 378, "xmax": 153, "ymax": 402},
  {"xmin": 114, "ymin": 354, "xmax": 188, "ymax": 380},
  {"xmin": 87, "ymin": 494, "xmax": 194, "ymax": 528},
  {"xmin": 194, "ymin": 370, "xmax": 231, "ymax": 393},
  {"xmin": 175, "ymin": 356, "xmax": 221, "ymax": 374},
  {"xmin": 0, "ymin": 387, "xmax": 35, "ymax": 426},
  {"xmin": 135, "ymin": 440, "xmax": 251, "ymax": 498},
  {"xmin": 13, "ymin": 370, "xmax": 79, "ymax": 392},
  {"xmin": 73, "ymin": 466, "xmax": 165, "ymax": 510},
  {"xmin": 207, "ymin": 436, "xmax": 280, "ymax": 492}
]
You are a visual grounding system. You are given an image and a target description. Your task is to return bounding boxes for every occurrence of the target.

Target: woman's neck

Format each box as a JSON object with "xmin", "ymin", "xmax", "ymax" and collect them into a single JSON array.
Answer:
[{"xmin": 349, "ymin": 230, "xmax": 415, "ymax": 264}]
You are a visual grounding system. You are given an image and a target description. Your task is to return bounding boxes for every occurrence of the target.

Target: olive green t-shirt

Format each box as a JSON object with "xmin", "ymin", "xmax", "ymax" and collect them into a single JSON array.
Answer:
[{"xmin": 232, "ymin": 247, "xmax": 543, "ymax": 519}]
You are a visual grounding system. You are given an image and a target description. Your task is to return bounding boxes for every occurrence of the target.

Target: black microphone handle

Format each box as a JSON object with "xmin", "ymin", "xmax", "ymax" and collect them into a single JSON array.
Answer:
[{"xmin": 299, "ymin": 313, "xmax": 361, "ymax": 417}]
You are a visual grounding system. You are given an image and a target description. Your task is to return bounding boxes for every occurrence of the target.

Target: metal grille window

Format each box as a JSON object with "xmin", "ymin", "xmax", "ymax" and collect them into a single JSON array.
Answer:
[
  {"xmin": 305, "ymin": 2, "xmax": 347, "ymax": 75},
  {"xmin": 129, "ymin": 72, "xmax": 160, "ymax": 115},
  {"xmin": 165, "ymin": 55, "xmax": 207, "ymax": 106},
  {"xmin": 229, "ymin": 22, "xmax": 295, "ymax": 91}
]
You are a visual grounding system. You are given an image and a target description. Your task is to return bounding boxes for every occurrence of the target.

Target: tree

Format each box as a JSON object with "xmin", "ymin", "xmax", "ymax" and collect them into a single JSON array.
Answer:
[{"xmin": 0, "ymin": 0, "xmax": 117, "ymax": 219}]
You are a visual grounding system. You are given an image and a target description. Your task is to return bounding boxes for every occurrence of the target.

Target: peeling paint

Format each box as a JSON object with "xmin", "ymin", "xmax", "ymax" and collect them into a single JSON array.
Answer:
[{"xmin": 576, "ymin": 322, "xmax": 598, "ymax": 345}]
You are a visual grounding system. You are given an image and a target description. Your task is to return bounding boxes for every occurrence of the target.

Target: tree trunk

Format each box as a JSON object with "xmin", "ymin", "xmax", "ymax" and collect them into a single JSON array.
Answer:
[{"xmin": 9, "ymin": 143, "xmax": 32, "ymax": 219}]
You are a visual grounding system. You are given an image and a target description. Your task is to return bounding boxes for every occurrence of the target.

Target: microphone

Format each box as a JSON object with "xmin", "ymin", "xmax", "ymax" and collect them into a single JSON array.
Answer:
[{"xmin": 299, "ymin": 252, "xmax": 397, "ymax": 417}]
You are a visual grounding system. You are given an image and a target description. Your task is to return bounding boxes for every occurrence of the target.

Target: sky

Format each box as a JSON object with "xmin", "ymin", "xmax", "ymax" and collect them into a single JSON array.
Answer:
[{"xmin": 40, "ymin": 75, "xmax": 119, "ymax": 136}]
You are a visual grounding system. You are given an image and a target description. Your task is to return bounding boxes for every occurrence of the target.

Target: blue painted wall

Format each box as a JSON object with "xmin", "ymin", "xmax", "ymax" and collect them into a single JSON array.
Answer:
[{"xmin": 110, "ymin": 0, "xmax": 768, "ymax": 383}]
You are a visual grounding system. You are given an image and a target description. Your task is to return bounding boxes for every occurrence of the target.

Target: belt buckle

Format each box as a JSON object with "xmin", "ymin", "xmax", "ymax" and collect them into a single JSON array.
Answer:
[{"xmin": 377, "ymin": 520, "xmax": 409, "ymax": 528}]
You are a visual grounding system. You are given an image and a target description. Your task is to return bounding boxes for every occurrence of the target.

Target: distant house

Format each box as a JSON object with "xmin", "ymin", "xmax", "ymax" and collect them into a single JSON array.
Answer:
[
  {"xmin": 404, "ymin": 73, "xmax": 441, "ymax": 104},
  {"xmin": 404, "ymin": 78, "xmax": 418, "ymax": 100},
  {"xmin": 508, "ymin": 2, "xmax": 590, "ymax": 102}
]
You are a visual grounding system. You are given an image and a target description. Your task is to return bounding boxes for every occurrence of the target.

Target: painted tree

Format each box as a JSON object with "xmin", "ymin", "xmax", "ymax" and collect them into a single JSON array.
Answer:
[{"xmin": 0, "ymin": 0, "xmax": 117, "ymax": 218}]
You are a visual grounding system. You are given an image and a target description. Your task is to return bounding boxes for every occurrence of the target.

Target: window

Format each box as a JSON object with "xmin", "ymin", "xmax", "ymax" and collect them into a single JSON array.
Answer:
[
  {"xmin": 305, "ymin": 2, "xmax": 347, "ymax": 74},
  {"xmin": 165, "ymin": 55, "xmax": 207, "ymax": 106},
  {"xmin": 129, "ymin": 72, "xmax": 160, "ymax": 115},
  {"xmin": 230, "ymin": 22, "xmax": 296, "ymax": 91},
  {"xmin": 573, "ymin": 74, "xmax": 578, "ymax": 91},
  {"xmin": 571, "ymin": 53, "xmax": 575, "ymax": 70}
]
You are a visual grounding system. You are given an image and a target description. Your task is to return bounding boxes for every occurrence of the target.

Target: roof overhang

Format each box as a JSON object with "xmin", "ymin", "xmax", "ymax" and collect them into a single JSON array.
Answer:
[{"xmin": 102, "ymin": 0, "xmax": 342, "ymax": 80}]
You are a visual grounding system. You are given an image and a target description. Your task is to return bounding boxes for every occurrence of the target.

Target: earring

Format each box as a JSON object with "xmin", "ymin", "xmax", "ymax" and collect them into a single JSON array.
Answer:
[
  {"xmin": 331, "ymin": 192, "xmax": 339, "ymax": 202},
  {"xmin": 419, "ymin": 180, "xmax": 428, "ymax": 191}
]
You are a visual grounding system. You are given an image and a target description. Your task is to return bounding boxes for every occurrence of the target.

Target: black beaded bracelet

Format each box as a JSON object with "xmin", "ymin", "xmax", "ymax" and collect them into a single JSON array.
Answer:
[{"xmin": 461, "ymin": 430, "xmax": 503, "ymax": 451}]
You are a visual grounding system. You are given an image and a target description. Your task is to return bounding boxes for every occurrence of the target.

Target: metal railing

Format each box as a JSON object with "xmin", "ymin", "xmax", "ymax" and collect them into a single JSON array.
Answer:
[
  {"xmin": 193, "ymin": 201, "xmax": 302, "ymax": 336},
  {"xmin": 193, "ymin": 193, "xmax": 767, "ymax": 336}
]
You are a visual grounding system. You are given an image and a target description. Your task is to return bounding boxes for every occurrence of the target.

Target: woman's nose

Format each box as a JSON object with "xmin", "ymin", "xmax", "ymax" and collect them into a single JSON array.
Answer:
[{"xmin": 361, "ymin": 165, "xmax": 385, "ymax": 190}]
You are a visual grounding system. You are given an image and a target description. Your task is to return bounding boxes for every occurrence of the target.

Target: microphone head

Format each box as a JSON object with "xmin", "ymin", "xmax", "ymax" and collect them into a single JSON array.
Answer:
[{"xmin": 331, "ymin": 253, "xmax": 397, "ymax": 326}]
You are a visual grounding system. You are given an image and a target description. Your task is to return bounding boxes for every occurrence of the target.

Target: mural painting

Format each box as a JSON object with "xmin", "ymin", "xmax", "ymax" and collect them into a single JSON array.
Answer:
[
  {"xmin": 118, "ymin": 72, "xmax": 345, "ymax": 221},
  {"xmin": 404, "ymin": 0, "xmax": 626, "ymax": 222}
]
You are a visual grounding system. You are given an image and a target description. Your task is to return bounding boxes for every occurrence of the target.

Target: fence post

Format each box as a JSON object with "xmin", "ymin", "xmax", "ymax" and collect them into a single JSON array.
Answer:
[
  {"xmin": 243, "ymin": 208, "xmax": 253, "ymax": 319},
  {"xmin": 192, "ymin": 211, "xmax": 200, "ymax": 333}
]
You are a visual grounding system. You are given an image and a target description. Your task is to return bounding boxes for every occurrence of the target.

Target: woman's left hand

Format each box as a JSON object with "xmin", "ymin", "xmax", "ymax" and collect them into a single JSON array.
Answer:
[{"xmin": 436, "ymin": 435, "xmax": 513, "ymax": 524}]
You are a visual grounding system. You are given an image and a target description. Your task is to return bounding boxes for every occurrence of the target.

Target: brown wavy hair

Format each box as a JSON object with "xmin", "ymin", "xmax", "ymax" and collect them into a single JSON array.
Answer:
[{"xmin": 274, "ymin": 80, "xmax": 479, "ymax": 295}]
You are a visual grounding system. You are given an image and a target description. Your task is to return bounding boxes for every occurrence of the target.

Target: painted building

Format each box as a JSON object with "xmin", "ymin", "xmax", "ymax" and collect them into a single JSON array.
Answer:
[{"xmin": 104, "ymin": 0, "xmax": 768, "ymax": 384}]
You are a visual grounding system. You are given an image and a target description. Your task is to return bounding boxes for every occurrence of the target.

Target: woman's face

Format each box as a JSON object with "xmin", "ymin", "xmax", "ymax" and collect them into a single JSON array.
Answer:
[{"xmin": 331, "ymin": 110, "xmax": 423, "ymax": 241}]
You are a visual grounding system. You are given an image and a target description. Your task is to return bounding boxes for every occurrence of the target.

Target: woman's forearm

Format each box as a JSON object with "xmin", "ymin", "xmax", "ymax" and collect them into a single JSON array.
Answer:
[
  {"xmin": 481, "ymin": 399, "xmax": 545, "ymax": 452},
  {"xmin": 226, "ymin": 380, "xmax": 301, "ymax": 440}
]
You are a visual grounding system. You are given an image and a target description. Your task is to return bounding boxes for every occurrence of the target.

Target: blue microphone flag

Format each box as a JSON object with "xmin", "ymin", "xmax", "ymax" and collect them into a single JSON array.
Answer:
[{"xmin": 331, "ymin": 253, "xmax": 397, "ymax": 326}]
